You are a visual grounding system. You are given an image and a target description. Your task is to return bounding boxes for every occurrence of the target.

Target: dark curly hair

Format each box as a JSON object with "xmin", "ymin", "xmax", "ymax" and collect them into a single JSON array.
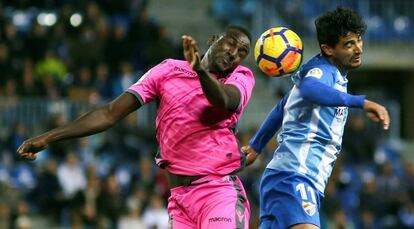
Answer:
[{"xmin": 315, "ymin": 7, "xmax": 367, "ymax": 49}]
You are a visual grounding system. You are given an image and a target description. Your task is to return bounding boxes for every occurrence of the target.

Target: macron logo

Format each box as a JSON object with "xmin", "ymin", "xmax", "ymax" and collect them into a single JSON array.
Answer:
[
  {"xmin": 174, "ymin": 66, "xmax": 197, "ymax": 77},
  {"xmin": 208, "ymin": 217, "xmax": 232, "ymax": 223}
]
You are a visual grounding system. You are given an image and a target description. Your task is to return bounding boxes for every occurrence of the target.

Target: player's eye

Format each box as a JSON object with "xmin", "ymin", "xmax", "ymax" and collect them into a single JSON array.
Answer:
[
  {"xmin": 344, "ymin": 42, "xmax": 353, "ymax": 48},
  {"xmin": 239, "ymin": 49, "xmax": 248, "ymax": 57}
]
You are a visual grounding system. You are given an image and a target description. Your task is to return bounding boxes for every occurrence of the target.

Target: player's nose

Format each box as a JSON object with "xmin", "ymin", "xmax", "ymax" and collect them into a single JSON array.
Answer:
[{"xmin": 355, "ymin": 43, "xmax": 363, "ymax": 54}]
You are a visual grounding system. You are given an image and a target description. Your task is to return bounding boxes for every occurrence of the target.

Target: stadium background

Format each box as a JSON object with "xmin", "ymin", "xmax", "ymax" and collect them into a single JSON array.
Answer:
[{"xmin": 0, "ymin": 0, "xmax": 414, "ymax": 228}]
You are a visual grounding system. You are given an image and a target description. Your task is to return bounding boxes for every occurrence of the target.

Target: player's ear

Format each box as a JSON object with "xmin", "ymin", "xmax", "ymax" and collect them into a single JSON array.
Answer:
[
  {"xmin": 321, "ymin": 44, "xmax": 334, "ymax": 56},
  {"xmin": 207, "ymin": 35, "xmax": 220, "ymax": 46}
]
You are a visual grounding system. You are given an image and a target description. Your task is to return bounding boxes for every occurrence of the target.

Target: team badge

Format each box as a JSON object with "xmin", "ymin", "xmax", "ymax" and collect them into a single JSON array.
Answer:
[
  {"xmin": 302, "ymin": 201, "xmax": 317, "ymax": 216},
  {"xmin": 305, "ymin": 68, "xmax": 323, "ymax": 79}
]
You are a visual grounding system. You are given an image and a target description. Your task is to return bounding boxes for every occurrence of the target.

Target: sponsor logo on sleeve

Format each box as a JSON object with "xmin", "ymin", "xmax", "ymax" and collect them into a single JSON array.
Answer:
[{"xmin": 305, "ymin": 68, "xmax": 323, "ymax": 79}]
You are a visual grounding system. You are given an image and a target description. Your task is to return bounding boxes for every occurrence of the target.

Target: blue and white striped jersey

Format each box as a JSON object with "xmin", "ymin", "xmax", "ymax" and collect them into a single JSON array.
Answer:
[{"xmin": 266, "ymin": 54, "xmax": 349, "ymax": 193}]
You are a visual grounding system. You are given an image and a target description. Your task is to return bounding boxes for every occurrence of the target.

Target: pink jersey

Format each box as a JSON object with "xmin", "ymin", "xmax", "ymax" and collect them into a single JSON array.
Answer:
[{"xmin": 127, "ymin": 59, "xmax": 255, "ymax": 176}]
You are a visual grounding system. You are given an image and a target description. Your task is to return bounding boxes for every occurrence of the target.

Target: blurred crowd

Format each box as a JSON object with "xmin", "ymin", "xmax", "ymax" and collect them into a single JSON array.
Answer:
[
  {"xmin": 212, "ymin": 0, "xmax": 414, "ymax": 41},
  {"xmin": 0, "ymin": 0, "xmax": 180, "ymax": 228},
  {"xmin": 0, "ymin": 0, "xmax": 181, "ymax": 102},
  {"xmin": 0, "ymin": 0, "xmax": 412, "ymax": 229}
]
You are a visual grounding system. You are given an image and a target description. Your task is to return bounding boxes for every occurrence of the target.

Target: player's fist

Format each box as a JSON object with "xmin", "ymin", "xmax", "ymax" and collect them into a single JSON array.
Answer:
[
  {"xmin": 17, "ymin": 135, "xmax": 49, "ymax": 161},
  {"xmin": 241, "ymin": 145, "xmax": 259, "ymax": 166},
  {"xmin": 363, "ymin": 99, "xmax": 390, "ymax": 130}
]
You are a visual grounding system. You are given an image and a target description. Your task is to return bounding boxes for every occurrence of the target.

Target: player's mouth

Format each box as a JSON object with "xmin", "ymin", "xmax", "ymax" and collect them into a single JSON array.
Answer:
[
  {"xmin": 221, "ymin": 58, "xmax": 232, "ymax": 68},
  {"xmin": 352, "ymin": 55, "xmax": 361, "ymax": 63}
]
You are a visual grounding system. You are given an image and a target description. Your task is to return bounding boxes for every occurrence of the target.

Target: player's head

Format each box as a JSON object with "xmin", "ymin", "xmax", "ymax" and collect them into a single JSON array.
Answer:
[
  {"xmin": 315, "ymin": 7, "xmax": 367, "ymax": 71},
  {"xmin": 202, "ymin": 25, "xmax": 251, "ymax": 75}
]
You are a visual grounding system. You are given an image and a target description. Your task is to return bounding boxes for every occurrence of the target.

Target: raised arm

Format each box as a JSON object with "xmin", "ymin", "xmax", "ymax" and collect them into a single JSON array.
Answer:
[
  {"xmin": 182, "ymin": 35, "xmax": 241, "ymax": 111},
  {"xmin": 300, "ymin": 77, "xmax": 389, "ymax": 129},
  {"xmin": 17, "ymin": 92, "xmax": 141, "ymax": 160}
]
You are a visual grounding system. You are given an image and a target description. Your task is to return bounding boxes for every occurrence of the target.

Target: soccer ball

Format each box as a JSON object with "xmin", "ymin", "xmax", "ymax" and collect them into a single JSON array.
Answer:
[{"xmin": 254, "ymin": 27, "xmax": 303, "ymax": 77}]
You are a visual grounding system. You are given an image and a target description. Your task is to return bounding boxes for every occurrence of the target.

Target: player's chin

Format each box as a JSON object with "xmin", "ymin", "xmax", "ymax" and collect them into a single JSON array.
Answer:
[
  {"xmin": 349, "ymin": 60, "xmax": 362, "ymax": 69},
  {"xmin": 215, "ymin": 62, "xmax": 231, "ymax": 73}
]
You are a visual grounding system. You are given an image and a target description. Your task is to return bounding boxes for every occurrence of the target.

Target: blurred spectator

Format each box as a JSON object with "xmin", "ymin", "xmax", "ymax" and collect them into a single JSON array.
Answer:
[
  {"xmin": 0, "ymin": 202, "xmax": 12, "ymax": 229},
  {"xmin": 6, "ymin": 122, "xmax": 26, "ymax": 158},
  {"xmin": 12, "ymin": 201, "xmax": 32, "ymax": 229},
  {"xmin": 35, "ymin": 50, "xmax": 67, "ymax": 84},
  {"xmin": 125, "ymin": 187, "xmax": 148, "ymax": 216},
  {"xmin": 97, "ymin": 174, "xmax": 124, "ymax": 229},
  {"xmin": 118, "ymin": 192, "xmax": 146, "ymax": 229},
  {"xmin": 19, "ymin": 59, "xmax": 42, "ymax": 96},
  {"xmin": 76, "ymin": 137, "xmax": 97, "ymax": 168},
  {"xmin": 111, "ymin": 61, "xmax": 138, "ymax": 97},
  {"xmin": 70, "ymin": 24, "xmax": 105, "ymax": 66},
  {"xmin": 3, "ymin": 21, "xmax": 25, "ymax": 66},
  {"xmin": 135, "ymin": 157, "xmax": 156, "ymax": 194},
  {"xmin": 72, "ymin": 173, "xmax": 101, "ymax": 228},
  {"xmin": 358, "ymin": 177, "xmax": 383, "ymax": 228},
  {"xmin": 398, "ymin": 200, "xmax": 414, "ymax": 229},
  {"xmin": 67, "ymin": 65, "xmax": 94, "ymax": 101},
  {"xmin": 32, "ymin": 158, "xmax": 64, "ymax": 223},
  {"xmin": 57, "ymin": 152, "xmax": 87, "ymax": 199},
  {"xmin": 142, "ymin": 193, "xmax": 169, "ymax": 229},
  {"xmin": 0, "ymin": 43, "xmax": 15, "ymax": 83},
  {"xmin": 343, "ymin": 114, "xmax": 376, "ymax": 163},
  {"xmin": 94, "ymin": 62, "xmax": 113, "ymax": 100},
  {"xmin": 376, "ymin": 161, "xmax": 405, "ymax": 227},
  {"xmin": 105, "ymin": 24, "xmax": 134, "ymax": 72},
  {"xmin": 404, "ymin": 161, "xmax": 414, "ymax": 191}
]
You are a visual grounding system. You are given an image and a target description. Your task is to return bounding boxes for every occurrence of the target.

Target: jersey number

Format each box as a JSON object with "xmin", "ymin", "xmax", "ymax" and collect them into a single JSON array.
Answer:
[{"xmin": 295, "ymin": 183, "xmax": 316, "ymax": 203}]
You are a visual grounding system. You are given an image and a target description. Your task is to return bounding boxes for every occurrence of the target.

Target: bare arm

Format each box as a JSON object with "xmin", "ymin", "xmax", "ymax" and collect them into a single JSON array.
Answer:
[
  {"xmin": 182, "ymin": 35, "xmax": 240, "ymax": 111},
  {"xmin": 196, "ymin": 69, "xmax": 240, "ymax": 111},
  {"xmin": 17, "ymin": 92, "xmax": 141, "ymax": 160}
]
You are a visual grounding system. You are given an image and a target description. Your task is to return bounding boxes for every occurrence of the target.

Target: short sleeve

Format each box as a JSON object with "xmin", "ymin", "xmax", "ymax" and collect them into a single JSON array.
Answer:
[
  {"xmin": 225, "ymin": 67, "xmax": 255, "ymax": 112},
  {"xmin": 127, "ymin": 60, "xmax": 172, "ymax": 104}
]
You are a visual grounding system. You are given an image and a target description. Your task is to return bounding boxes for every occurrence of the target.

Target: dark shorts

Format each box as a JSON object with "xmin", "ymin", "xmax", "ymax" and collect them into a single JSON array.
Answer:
[{"xmin": 259, "ymin": 168, "xmax": 323, "ymax": 229}]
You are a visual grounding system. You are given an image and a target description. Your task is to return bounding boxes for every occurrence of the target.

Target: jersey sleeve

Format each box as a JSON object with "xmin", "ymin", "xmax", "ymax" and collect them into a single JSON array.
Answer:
[
  {"xmin": 302, "ymin": 66, "xmax": 335, "ymax": 86},
  {"xmin": 127, "ymin": 60, "xmax": 172, "ymax": 104},
  {"xmin": 300, "ymin": 74, "xmax": 365, "ymax": 108},
  {"xmin": 225, "ymin": 68, "xmax": 255, "ymax": 113},
  {"xmin": 249, "ymin": 92, "xmax": 289, "ymax": 153}
]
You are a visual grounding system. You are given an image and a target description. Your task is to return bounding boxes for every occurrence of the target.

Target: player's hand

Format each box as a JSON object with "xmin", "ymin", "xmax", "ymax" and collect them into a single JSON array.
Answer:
[
  {"xmin": 241, "ymin": 145, "xmax": 260, "ymax": 166},
  {"xmin": 363, "ymin": 99, "xmax": 390, "ymax": 130},
  {"xmin": 17, "ymin": 135, "xmax": 49, "ymax": 161},
  {"xmin": 182, "ymin": 35, "xmax": 202, "ymax": 71}
]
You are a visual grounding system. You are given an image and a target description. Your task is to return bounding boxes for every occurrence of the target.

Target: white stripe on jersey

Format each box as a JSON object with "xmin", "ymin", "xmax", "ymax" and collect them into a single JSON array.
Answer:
[
  {"xmin": 298, "ymin": 105, "xmax": 320, "ymax": 175},
  {"xmin": 315, "ymin": 144, "xmax": 337, "ymax": 192}
]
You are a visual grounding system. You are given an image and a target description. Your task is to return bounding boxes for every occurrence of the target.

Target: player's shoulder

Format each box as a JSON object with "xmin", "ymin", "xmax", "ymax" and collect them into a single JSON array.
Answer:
[
  {"xmin": 300, "ymin": 54, "xmax": 336, "ymax": 79},
  {"xmin": 233, "ymin": 65, "xmax": 254, "ymax": 79},
  {"xmin": 157, "ymin": 58, "xmax": 185, "ymax": 68}
]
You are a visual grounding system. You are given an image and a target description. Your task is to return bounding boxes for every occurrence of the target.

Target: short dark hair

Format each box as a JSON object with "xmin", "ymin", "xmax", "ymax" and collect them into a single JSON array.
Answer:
[
  {"xmin": 315, "ymin": 7, "xmax": 366, "ymax": 48},
  {"xmin": 225, "ymin": 25, "xmax": 252, "ymax": 42}
]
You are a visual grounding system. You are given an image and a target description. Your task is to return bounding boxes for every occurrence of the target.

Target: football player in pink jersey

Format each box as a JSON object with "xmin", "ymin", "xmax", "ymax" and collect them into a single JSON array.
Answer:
[{"xmin": 17, "ymin": 25, "xmax": 255, "ymax": 228}]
